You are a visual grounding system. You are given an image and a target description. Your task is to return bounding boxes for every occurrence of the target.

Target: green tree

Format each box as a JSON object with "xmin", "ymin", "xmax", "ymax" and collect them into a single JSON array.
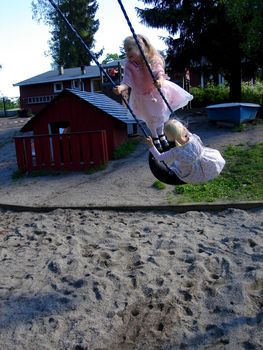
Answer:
[
  {"xmin": 224, "ymin": 0, "xmax": 263, "ymax": 76},
  {"xmin": 32, "ymin": 0, "xmax": 101, "ymax": 68},
  {"xmin": 136, "ymin": 0, "xmax": 262, "ymax": 101},
  {"xmin": 101, "ymin": 53, "xmax": 125, "ymax": 64}
]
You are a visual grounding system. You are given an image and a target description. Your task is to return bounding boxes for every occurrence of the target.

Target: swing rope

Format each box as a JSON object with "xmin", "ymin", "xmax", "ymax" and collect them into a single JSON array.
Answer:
[
  {"xmin": 116, "ymin": 0, "xmax": 179, "ymax": 177},
  {"xmin": 48, "ymin": 0, "xmax": 148, "ymax": 137},
  {"xmin": 116, "ymin": 0, "xmax": 174, "ymax": 115},
  {"xmin": 48, "ymin": 0, "xmax": 179, "ymax": 182}
]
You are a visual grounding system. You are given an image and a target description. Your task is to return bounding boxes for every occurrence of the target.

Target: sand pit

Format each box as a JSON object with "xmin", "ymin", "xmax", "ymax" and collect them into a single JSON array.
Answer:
[
  {"xmin": 0, "ymin": 113, "xmax": 262, "ymax": 349},
  {"xmin": 0, "ymin": 207, "xmax": 262, "ymax": 349}
]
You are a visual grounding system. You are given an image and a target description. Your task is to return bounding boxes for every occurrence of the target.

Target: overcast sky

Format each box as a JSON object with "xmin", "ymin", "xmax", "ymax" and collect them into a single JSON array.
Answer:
[{"xmin": 0, "ymin": 0, "xmax": 169, "ymax": 98}]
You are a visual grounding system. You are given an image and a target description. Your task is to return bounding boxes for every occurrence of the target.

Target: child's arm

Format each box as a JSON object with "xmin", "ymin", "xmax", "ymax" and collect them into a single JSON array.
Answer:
[
  {"xmin": 153, "ymin": 59, "xmax": 167, "ymax": 88},
  {"xmin": 146, "ymin": 137, "xmax": 178, "ymax": 163},
  {"xmin": 113, "ymin": 84, "xmax": 129, "ymax": 95}
]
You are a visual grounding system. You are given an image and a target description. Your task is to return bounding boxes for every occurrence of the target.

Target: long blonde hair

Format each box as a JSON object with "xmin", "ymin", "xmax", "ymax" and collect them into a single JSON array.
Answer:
[
  {"xmin": 164, "ymin": 119, "xmax": 187, "ymax": 146},
  {"xmin": 123, "ymin": 34, "xmax": 164, "ymax": 66}
]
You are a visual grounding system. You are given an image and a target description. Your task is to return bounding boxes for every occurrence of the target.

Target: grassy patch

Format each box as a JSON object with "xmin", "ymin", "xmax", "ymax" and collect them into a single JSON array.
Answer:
[
  {"xmin": 232, "ymin": 123, "xmax": 248, "ymax": 132},
  {"xmin": 12, "ymin": 170, "xmax": 26, "ymax": 180},
  {"xmin": 12, "ymin": 169, "xmax": 62, "ymax": 179},
  {"xmin": 173, "ymin": 142, "xmax": 263, "ymax": 203},
  {"xmin": 152, "ymin": 180, "xmax": 166, "ymax": 190},
  {"xmin": 85, "ymin": 163, "xmax": 107, "ymax": 174},
  {"xmin": 112, "ymin": 138, "xmax": 139, "ymax": 160},
  {"xmin": 29, "ymin": 170, "xmax": 62, "ymax": 177}
]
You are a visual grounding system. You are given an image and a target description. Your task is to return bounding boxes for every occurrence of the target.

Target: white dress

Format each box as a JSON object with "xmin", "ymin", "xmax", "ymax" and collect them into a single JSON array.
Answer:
[{"xmin": 150, "ymin": 133, "xmax": 226, "ymax": 184}]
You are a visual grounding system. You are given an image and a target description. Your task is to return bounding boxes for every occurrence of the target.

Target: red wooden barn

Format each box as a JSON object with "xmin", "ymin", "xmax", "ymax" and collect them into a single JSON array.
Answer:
[{"xmin": 15, "ymin": 89, "xmax": 136, "ymax": 173}]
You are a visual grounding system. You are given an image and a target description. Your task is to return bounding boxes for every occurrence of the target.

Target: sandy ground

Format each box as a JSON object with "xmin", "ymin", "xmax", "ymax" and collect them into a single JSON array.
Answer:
[
  {"xmin": 0, "ymin": 207, "xmax": 262, "ymax": 349},
  {"xmin": 0, "ymin": 111, "xmax": 262, "ymax": 349},
  {"xmin": 0, "ymin": 110, "xmax": 263, "ymax": 207}
]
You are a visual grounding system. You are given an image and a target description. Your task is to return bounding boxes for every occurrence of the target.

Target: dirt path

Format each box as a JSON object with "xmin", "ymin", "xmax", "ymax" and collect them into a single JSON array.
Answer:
[{"xmin": 0, "ymin": 111, "xmax": 262, "ymax": 207}]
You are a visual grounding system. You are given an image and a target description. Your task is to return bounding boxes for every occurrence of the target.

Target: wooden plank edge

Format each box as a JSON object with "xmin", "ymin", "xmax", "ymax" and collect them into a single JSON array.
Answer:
[{"xmin": 0, "ymin": 201, "xmax": 262, "ymax": 213}]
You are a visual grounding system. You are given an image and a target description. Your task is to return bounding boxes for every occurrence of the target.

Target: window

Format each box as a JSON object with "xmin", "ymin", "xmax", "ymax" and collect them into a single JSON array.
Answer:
[
  {"xmin": 91, "ymin": 78, "xmax": 102, "ymax": 92},
  {"xmin": 27, "ymin": 95, "xmax": 55, "ymax": 104},
  {"xmin": 54, "ymin": 82, "xmax": 63, "ymax": 93},
  {"xmin": 71, "ymin": 79, "xmax": 81, "ymax": 89}
]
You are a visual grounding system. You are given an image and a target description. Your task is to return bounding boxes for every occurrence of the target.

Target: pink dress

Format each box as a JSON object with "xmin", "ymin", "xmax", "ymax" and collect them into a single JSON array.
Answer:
[{"xmin": 121, "ymin": 58, "xmax": 193, "ymax": 131}]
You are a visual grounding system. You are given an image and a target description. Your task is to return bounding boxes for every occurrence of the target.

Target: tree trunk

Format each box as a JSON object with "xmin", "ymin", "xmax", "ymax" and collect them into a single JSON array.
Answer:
[{"xmin": 229, "ymin": 58, "xmax": 242, "ymax": 102}]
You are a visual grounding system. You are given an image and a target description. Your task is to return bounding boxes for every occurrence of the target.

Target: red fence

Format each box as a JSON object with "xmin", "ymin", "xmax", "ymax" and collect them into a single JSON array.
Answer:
[{"xmin": 14, "ymin": 130, "xmax": 108, "ymax": 172}]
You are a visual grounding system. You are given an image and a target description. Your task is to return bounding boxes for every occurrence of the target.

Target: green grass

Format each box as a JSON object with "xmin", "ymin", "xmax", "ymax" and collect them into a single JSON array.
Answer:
[
  {"xmin": 112, "ymin": 138, "xmax": 139, "ymax": 160},
  {"xmin": 12, "ymin": 169, "xmax": 62, "ymax": 180},
  {"xmin": 172, "ymin": 142, "xmax": 263, "ymax": 203},
  {"xmin": 12, "ymin": 164, "xmax": 108, "ymax": 179},
  {"xmin": 12, "ymin": 170, "xmax": 26, "ymax": 180},
  {"xmin": 85, "ymin": 163, "xmax": 107, "ymax": 174},
  {"xmin": 153, "ymin": 180, "xmax": 166, "ymax": 190}
]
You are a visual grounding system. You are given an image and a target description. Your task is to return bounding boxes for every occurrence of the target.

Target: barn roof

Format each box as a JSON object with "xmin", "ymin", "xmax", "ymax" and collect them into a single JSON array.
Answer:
[
  {"xmin": 68, "ymin": 89, "xmax": 135, "ymax": 124},
  {"xmin": 21, "ymin": 89, "xmax": 136, "ymax": 132},
  {"xmin": 14, "ymin": 60, "xmax": 125, "ymax": 87}
]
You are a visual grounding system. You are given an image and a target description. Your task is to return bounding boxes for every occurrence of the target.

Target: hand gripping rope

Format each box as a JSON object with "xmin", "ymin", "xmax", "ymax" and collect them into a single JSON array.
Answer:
[{"xmin": 47, "ymin": 0, "xmax": 184, "ymax": 185}]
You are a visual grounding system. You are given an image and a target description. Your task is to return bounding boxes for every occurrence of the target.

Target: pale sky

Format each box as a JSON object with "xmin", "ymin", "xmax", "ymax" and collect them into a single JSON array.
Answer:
[{"xmin": 0, "ymin": 0, "xmax": 169, "ymax": 98}]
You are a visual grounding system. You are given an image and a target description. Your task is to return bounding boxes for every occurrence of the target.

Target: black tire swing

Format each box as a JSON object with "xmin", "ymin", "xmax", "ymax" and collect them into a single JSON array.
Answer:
[
  {"xmin": 148, "ymin": 153, "xmax": 185, "ymax": 185},
  {"xmin": 48, "ymin": 0, "xmax": 184, "ymax": 186}
]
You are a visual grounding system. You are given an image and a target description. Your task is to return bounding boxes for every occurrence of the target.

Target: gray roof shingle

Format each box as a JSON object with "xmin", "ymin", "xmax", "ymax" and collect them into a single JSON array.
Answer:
[
  {"xmin": 14, "ymin": 60, "xmax": 125, "ymax": 87},
  {"xmin": 68, "ymin": 89, "xmax": 135, "ymax": 125}
]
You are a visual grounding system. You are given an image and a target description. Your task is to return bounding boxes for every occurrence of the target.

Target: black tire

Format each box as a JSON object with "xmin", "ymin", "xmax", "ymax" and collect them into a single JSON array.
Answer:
[{"xmin": 148, "ymin": 152, "xmax": 185, "ymax": 185}]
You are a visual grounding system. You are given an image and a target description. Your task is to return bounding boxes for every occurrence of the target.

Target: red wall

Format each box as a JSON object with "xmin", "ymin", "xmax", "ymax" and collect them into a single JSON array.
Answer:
[
  {"xmin": 28, "ymin": 92, "xmax": 127, "ymax": 158},
  {"xmin": 19, "ymin": 78, "xmax": 93, "ymax": 114}
]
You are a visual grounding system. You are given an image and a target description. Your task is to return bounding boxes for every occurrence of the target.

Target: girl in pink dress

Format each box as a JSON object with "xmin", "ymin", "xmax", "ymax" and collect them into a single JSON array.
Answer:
[{"xmin": 113, "ymin": 34, "xmax": 193, "ymax": 151}]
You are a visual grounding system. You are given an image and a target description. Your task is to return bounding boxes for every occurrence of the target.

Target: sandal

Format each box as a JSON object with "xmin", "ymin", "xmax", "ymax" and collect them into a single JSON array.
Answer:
[
  {"xmin": 159, "ymin": 134, "xmax": 170, "ymax": 151},
  {"xmin": 152, "ymin": 137, "xmax": 163, "ymax": 152}
]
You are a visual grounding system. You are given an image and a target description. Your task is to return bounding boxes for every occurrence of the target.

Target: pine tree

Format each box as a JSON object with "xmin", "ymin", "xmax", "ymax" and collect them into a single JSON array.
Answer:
[
  {"xmin": 136, "ymin": 0, "xmax": 262, "ymax": 101},
  {"xmin": 32, "ymin": 0, "xmax": 100, "ymax": 68}
]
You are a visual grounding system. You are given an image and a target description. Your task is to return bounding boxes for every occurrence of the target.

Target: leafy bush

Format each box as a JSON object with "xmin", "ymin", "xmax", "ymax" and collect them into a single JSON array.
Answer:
[
  {"xmin": 190, "ymin": 81, "xmax": 263, "ymax": 107},
  {"xmin": 0, "ymin": 97, "xmax": 20, "ymax": 110},
  {"xmin": 241, "ymin": 81, "xmax": 263, "ymax": 105},
  {"xmin": 190, "ymin": 83, "xmax": 229, "ymax": 107}
]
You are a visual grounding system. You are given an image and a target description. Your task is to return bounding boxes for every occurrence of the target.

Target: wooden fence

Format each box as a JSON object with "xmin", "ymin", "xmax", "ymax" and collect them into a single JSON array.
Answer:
[{"xmin": 14, "ymin": 130, "xmax": 108, "ymax": 172}]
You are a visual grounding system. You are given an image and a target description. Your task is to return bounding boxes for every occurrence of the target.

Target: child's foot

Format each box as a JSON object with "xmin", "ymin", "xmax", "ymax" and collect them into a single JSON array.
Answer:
[
  {"xmin": 152, "ymin": 137, "xmax": 163, "ymax": 152},
  {"xmin": 159, "ymin": 134, "xmax": 170, "ymax": 151}
]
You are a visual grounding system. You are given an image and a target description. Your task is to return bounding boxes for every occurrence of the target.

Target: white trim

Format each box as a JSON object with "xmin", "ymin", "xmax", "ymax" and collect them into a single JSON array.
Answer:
[{"xmin": 54, "ymin": 82, "xmax": 63, "ymax": 93}]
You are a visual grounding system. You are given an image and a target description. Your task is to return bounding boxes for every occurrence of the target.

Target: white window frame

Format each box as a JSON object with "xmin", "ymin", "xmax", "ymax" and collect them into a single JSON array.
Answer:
[{"xmin": 54, "ymin": 82, "xmax": 63, "ymax": 93}]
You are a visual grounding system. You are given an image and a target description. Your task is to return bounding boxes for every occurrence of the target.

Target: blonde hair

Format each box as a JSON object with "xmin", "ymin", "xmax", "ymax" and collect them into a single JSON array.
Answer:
[
  {"xmin": 164, "ymin": 119, "xmax": 187, "ymax": 146},
  {"xmin": 123, "ymin": 34, "xmax": 164, "ymax": 66}
]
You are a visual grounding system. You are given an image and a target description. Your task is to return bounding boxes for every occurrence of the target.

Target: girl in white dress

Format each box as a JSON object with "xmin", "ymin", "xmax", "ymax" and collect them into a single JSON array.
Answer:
[{"xmin": 146, "ymin": 119, "xmax": 225, "ymax": 184}]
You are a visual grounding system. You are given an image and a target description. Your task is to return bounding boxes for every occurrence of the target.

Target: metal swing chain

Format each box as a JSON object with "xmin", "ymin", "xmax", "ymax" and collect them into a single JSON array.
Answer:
[
  {"xmin": 117, "ymin": 0, "xmax": 174, "ymax": 115},
  {"xmin": 48, "ymin": 0, "xmax": 148, "ymax": 137}
]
